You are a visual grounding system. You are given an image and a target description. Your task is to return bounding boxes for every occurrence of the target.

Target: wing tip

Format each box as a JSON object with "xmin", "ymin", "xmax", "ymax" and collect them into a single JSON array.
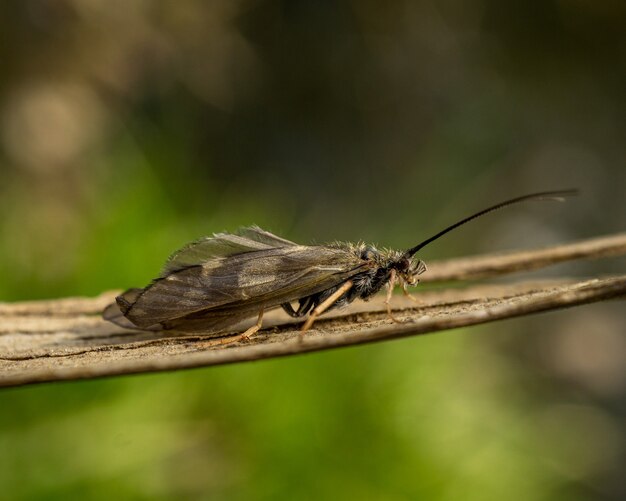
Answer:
[{"xmin": 102, "ymin": 288, "xmax": 162, "ymax": 330}]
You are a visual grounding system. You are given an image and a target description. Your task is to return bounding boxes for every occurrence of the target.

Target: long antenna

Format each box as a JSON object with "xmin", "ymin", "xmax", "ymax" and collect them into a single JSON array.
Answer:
[{"xmin": 404, "ymin": 189, "xmax": 578, "ymax": 258}]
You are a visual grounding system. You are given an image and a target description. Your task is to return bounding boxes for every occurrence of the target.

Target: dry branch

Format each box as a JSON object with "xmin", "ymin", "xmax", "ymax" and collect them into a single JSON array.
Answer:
[
  {"xmin": 426, "ymin": 233, "xmax": 626, "ymax": 281},
  {"xmin": 1, "ymin": 233, "xmax": 625, "ymax": 388}
]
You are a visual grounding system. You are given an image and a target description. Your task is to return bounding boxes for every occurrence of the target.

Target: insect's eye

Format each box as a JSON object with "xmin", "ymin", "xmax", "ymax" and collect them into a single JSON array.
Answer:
[
  {"xmin": 396, "ymin": 258, "xmax": 410, "ymax": 272},
  {"xmin": 361, "ymin": 247, "xmax": 378, "ymax": 260}
]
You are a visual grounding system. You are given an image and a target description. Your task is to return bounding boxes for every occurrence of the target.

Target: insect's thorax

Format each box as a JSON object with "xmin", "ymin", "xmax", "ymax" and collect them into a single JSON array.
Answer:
[
  {"xmin": 289, "ymin": 242, "xmax": 426, "ymax": 318},
  {"xmin": 335, "ymin": 242, "xmax": 415, "ymax": 299}
]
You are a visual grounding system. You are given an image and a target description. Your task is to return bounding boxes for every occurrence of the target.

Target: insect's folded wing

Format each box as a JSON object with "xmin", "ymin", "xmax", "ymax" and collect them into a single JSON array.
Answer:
[
  {"xmin": 102, "ymin": 289, "xmax": 135, "ymax": 326},
  {"xmin": 161, "ymin": 230, "xmax": 294, "ymax": 277},
  {"xmin": 125, "ymin": 246, "xmax": 365, "ymax": 329},
  {"xmin": 235, "ymin": 226, "xmax": 297, "ymax": 247},
  {"xmin": 103, "ymin": 288, "xmax": 162, "ymax": 330}
]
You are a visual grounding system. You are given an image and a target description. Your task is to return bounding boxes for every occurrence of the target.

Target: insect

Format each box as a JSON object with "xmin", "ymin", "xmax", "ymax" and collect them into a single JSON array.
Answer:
[{"xmin": 104, "ymin": 190, "xmax": 577, "ymax": 338}]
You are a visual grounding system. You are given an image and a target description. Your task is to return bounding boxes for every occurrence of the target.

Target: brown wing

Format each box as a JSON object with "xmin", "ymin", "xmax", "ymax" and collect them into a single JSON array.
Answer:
[
  {"xmin": 123, "ymin": 244, "xmax": 367, "ymax": 329},
  {"xmin": 161, "ymin": 226, "xmax": 296, "ymax": 276},
  {"xmin": 235, "ymin": 226, "xmax": 297, "ymax": 247}
]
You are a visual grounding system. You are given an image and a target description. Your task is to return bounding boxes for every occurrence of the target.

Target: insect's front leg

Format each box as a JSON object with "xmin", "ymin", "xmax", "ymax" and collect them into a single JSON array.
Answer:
[
  {"xmin": 385, "ymin": 270, "xmax": 402, "ymax": 323},
  {"xmin": 402, "ymin": 283, "xmax": 422, "ymax": 304}
]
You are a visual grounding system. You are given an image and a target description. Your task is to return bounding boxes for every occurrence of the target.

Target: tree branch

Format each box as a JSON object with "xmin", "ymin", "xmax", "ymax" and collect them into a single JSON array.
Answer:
[
  {"xmin": 1, "ymin": 234, "xmax": 625, "ymax": 387},
  {"xmin": 426, "ymin": 233, "xmax": 626, "ymax": 281}
]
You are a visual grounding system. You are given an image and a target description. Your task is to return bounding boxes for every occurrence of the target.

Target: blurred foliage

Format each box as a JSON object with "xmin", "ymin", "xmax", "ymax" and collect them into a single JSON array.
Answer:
[{"xmin": 0, "ymin": 1, "xmax": 624, "ymax": 499}]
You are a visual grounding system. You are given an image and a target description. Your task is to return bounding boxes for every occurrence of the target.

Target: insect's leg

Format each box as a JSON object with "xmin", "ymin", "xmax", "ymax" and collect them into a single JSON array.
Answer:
[
  {"xmin": 221, "ymin": 308, "xmax": 264, "ymax": 344},
  {"xmin": 241, "ymin": 308, "xmax": 264, "ymax": 339},
  {"xmin": 301, "ymin": 280, "xmax": 353, "ymax": 333},
  {"xmin": 296, "ymin": 296, "xmax": 315, "ymax": 316},
  {"xmin": 281, "ymin": 297, "xmax": 314, "ymax": 318},
  {"xmin": 385, "ymin": 270, "xmax": 402, "ymax": 323},
  {"xmin": 402, "ymin": 283, "xmax": 422, "ymax": 304},
  {"xmin": 281, "ymin": 302, "xmax": 299, "ymax": 317}
]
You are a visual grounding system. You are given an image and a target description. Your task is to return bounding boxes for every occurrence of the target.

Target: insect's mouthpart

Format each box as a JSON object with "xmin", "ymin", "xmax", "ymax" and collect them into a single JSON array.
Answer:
[
  {"xmin": 413, "ymin": 259, "xmax": 427, "ymax": 276},
  {"xmin": 404, "ymin": 259, "xmax": 427, "ymax": 285}
]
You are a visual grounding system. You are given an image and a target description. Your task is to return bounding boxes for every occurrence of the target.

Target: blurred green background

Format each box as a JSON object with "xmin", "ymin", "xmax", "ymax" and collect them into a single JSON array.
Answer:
[{"xmin": 1, "ymin": 1, "xmax": 625, "ymax": 499}]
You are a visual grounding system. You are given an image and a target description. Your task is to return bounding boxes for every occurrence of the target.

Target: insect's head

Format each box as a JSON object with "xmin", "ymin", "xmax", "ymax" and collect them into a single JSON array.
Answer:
[{"xmin": 392, "ymin": 256, "xmax": 427, "ymax": 285}]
